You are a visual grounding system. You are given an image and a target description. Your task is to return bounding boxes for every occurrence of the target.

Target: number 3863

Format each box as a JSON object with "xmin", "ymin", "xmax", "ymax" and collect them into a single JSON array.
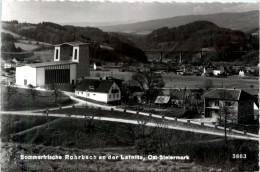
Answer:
[{"xmin": 232, "ymin": 154, "xmax": 246, "ymax": 159}]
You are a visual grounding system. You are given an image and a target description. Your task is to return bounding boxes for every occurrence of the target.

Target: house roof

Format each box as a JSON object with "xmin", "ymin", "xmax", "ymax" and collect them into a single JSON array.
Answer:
[
  {"xmin": 18, "ymin": 61, "xmax": 77, "ymax": 68},
  {"xmin": 75, "ymin": 79, "xmax": 116, "ymax": 93},
  {"xmin": 54, "ymin": 41, "xmax": 90, "ymax": 47},
  {"xmin": 155, "ymin": 96, "xmax": 171, "ymax": 104},
  {"xmin": 202, "ymin": 89, "xmax": 256, "ymax": 102}
]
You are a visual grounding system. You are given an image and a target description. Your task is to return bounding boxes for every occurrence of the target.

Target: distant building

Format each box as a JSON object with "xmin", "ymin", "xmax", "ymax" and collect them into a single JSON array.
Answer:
[
  {"xmin": 4, "ymin": 61, "xmax": 16, "ymax": 69},
  {"xmin": 213, "ymin": 70, "xmax": 221, "ymax": 76},
  {"xmin": 15, "ymin": 41, "xmax": 90, "ymax": 87},
  {"xmin": 202, "ymin": 89, "xmax": 258, "ymax": 124},
  {"xmin": 75, "ymin": 78, "xmax": 121, "ymax": 104},
  {"xmin": 93, "ymin": 62, "xmax": 103, "ymax": 70},
  {"xmin": 12, "ymin": 58, "xmax": 23, "ymax": 65},
  {"xmin": 203, "ymin": 66, "xmax": 214, "ymax": 75},
  {"xmin": 239, "ymin": 70, "xmax": 245, "ymax": 77}
]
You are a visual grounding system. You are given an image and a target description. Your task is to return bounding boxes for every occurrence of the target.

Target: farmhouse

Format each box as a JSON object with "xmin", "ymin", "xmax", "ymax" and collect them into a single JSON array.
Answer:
[
  {"xmin": 203, "ymin": 89, "xmax": 258, "ymax": 124},
  {"xmin": 15, "ymin": 41, "xmax": 90, "ymax": 87},
  {"xmin": 75, "ymin": 78, "xmax": 121, "ymax": 104}
]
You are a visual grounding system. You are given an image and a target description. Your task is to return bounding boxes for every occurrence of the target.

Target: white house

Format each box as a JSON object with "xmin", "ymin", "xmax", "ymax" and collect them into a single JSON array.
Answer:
[
  {"xmin": 213, "ymin": 70, "xmax": 221, "ymax": 76},
  {"xmin": 75, "ymin": 78, "xmax": 121, "ymax": 104},
  {"xmin": 15, "ymin": 41, "xmax": 90, "ymax": 87}
]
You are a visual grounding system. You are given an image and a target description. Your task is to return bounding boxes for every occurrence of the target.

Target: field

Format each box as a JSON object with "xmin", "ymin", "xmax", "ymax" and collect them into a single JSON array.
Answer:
[
  {"xmin": 18, "ymin": 39, "xmax": 53, "ymax": 46},
  {"xmin": 33, "ymin": 50, "xmax": 55, "ymax": 62},
  {"xmin": 1, "ymin": 114, "xmax": 258, "ymax": 171},
  {"xmin": 14, "ymin": 42, "xmax": 39, "ymax": 51},
  {"xmin": 90, "ymin": 70, "xmax": 259, "ymax": 94},
  {"xmin": 2, "ymin": 29, "xmax": 25, "ymax": 39},
  {"xmin": 0, "ymin": 142, "xmax": 224, "ymax": 172},
  {"xmin": 1, "ymin": 86, "xmax": 72, "ymax": 111}
]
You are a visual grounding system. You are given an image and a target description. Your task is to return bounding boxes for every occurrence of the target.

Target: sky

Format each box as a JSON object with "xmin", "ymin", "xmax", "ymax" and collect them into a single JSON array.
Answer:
[{"xmin": 1, "ymin": 0, "xmax": 259, "ymax": 25}]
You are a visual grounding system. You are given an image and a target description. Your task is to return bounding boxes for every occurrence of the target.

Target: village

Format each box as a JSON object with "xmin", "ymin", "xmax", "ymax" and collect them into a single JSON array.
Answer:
[
  {"xmin": 1, "ymin": 40, "xmax": 259, "ymax": 127},
  {"xmin": 0, "ymin": 13, "xmax": 259, "ymax": 171}
]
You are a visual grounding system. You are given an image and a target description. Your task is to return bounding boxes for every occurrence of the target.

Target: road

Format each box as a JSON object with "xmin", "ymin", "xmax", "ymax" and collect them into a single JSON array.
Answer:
[
  {"xmin": 1, "ymin": 92, "xmax": 258, "ymax": 141},
  {"xmin": 1, "ymin": 111, "xmax": 258, "ymax": 141}
]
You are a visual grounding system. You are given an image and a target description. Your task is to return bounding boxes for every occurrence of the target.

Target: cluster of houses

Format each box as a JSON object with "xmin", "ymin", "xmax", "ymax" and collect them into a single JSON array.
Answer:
[{"xmin": 9, "ymin": 41, "xmax": 259, "ymax": 124}]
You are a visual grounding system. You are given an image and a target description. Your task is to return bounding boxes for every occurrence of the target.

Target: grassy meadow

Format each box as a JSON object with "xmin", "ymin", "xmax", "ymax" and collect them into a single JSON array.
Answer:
[{"xmin": 91, "ymin": 70, "xmax": 259, "ymax": 94}]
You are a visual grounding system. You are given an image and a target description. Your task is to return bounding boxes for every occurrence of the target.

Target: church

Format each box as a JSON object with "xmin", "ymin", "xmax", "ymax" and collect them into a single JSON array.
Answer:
[{"xmin": 15, "ymin": 41, "xmax": 90, "ymax": 87}]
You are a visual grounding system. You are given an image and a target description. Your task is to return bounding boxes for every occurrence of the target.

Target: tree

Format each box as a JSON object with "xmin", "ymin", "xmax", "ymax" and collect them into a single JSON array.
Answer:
[
  {"xmin": 218, "ymin": 89, "xmax": 236, "ymax": 143},
  {"xmin": 188, "ymin": 89, "xmax": 204, "ymax": 113},
  {"xmin": 27, "ymin": 84, "xmax": 37, "ymax": 102},
  {"xmin": 131, "ymin": 72, "xmax": 165, "ymax": 103},
  {"xmin": 121, "ymin": 82, "xmax": 131, "ymax": 104},
  {"xmin": 49, "ymin": 83, "xmax": 62, "ymax": 104},
  {"xmin": 16, "ymin": 47, "xmax": 23, "ymax": 52},
  {"xmin": 6, "ymin": 85, "xmax": 17, "ymax": 101}
]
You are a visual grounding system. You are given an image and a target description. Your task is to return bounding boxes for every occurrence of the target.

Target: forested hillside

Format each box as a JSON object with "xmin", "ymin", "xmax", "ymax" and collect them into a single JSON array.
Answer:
[
  {"xmin": 2, "ymin": 21, "xmax": 147, "ymax": 63},
  {"xmin": 2, "ymin": 20, "xmax": 258, "ymax": 63},
  {"xmin": 1, "ymin": 32, "xmax": 22, "ymax": 52},
  {"xmin": 134, "ymin": 21, "xmax": 249, "ymax": 51}
]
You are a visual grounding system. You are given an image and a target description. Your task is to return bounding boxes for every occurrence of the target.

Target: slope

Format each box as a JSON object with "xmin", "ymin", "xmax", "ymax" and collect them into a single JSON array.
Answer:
[{"xmin": 100, "ymin": 10, "xmax": 259, "ymax": 34}]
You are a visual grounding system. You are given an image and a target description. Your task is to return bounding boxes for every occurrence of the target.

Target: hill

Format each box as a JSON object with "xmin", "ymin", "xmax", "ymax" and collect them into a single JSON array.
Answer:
[
  {"xmin": 134, "ymin": 21, "xmax": 249, "ymax": 52},
  {"xmin": 100, "ymin": 10, "xmax": 259, "ymax": 34},
  {"xmin": 2, "ymin": 21, "xmax": 147, "ymax": 63}
]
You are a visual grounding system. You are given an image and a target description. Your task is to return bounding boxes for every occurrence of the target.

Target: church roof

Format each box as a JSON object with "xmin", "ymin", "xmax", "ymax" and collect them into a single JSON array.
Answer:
[{"xmin": 54, "ymin": 41, "xmax": 90, "ymax": 47}]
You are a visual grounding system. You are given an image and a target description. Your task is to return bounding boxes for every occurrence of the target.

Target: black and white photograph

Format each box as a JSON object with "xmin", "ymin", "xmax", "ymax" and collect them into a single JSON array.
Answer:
[{"xmin": 0, "ymin": 0, "xmax": 259, "ymax": 171}]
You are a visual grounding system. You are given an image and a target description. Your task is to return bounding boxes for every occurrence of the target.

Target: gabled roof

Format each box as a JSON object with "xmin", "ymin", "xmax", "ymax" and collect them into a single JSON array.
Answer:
[
  {"xmin": 155, "ymin": 96, "xmax": 171, "ymax": 104},
  {"xmin": 202, "ymin": 89, "xmax": 255, "ymax": 101},
  {"xmin": 75, "ymin": 79, "xmax": 116, "ymax": 93},
  {"xmin": 54, "ymin": 41, "xmax": 90, "ymax": 47}
]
